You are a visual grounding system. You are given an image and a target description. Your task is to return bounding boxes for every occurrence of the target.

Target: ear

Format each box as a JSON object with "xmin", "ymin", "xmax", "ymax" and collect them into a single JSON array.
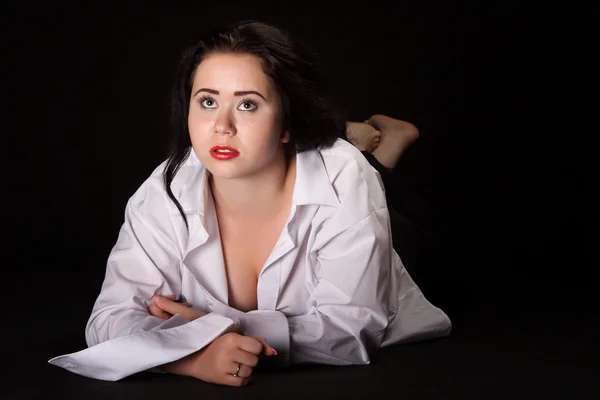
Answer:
[{"xmin": 280, "ymin": 130, "xmax": 290, "ymax": 144}]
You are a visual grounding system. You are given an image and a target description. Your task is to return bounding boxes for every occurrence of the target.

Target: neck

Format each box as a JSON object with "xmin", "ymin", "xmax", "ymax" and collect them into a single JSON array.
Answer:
[{"xmin": 209, "ymin": 153, "xmax": 296, "ymax": 219}]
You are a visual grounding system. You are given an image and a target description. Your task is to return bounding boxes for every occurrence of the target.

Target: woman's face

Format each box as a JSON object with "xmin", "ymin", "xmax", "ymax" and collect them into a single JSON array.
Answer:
[{"xmin": 188, "ymin": 52, "xmax": 289, "ymax": 180}]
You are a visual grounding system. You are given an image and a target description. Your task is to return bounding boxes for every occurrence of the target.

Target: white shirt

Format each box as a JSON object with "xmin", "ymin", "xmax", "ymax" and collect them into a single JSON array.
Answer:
[{"xmin": 49, "ymin": 138, "xmax": 451, "ymax": 381}]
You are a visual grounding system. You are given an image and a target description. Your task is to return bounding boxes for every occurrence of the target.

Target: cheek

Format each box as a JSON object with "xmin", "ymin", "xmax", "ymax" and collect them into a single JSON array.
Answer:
[
  {"xmin": 188, "ymin": 111, "xmax": 210, "ymax": 139},
  {"xmin": 246, "ymin": 126, "xmax": 282, "ymax": 152},
  {"xmin": 188, "ymin": 106, "xmax": 201, "ymax": 127},
  {"xmin": 251, "ymin": 112, "xmax": 284, "ymax": 144}
]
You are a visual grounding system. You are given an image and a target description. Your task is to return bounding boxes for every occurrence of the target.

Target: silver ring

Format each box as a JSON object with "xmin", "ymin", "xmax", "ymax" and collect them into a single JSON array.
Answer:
[{"xmin": 232, "ymin": 362, "xmax": 241, "ymax": 377}]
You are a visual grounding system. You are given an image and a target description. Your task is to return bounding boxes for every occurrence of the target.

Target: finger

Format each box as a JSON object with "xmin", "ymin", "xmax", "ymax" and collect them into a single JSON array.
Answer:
[
  {"xmin": 148, "ymin": 303, "xmax": 171, "ymax": 320},
  {"xmin": 153, "ymin": 295, "xmax": 187, "ymax": 315},
  {"xmin": 223, "ymin": 372, "xmax": 252, "ymax": 387},
  {"xmin": 229, "ymin": 362, "xmax": 253, "ymax": 379},
  {"xmin": 232, "ymin": 349, "xmax": 260, "ymax": 368},
  {"xmin": 222, "ymin": 365, "xmax": 252, "ymax": 387},
  {"xmin": 166, "ymin": 294, "xmax": 192, "ymax": 306},
  {"xmin": 253, "ymin": 337, "xmax": 277, "ymax": 356},
  {"xmin": 235, "ymin": 336, "xmax": 264, "ymax": 356},
  {"xmin": 153, "ymin": 295, "xmax": 204, "ymax": 321}
]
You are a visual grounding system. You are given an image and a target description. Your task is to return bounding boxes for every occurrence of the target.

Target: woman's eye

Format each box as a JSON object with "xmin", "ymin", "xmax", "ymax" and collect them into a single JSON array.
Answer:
[
  {"xmin": 238, "ymin": 101, "xmax": 257, "ymax": 111},
  {"xmin": 201, "ymin": 99, "xmax": 216, "ymax": 108}
]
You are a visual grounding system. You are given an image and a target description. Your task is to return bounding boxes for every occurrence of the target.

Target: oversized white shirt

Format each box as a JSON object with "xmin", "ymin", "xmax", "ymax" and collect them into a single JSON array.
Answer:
[{"xmin": 49, "ymin": 138, "xmax": 451, "ymax": 381}]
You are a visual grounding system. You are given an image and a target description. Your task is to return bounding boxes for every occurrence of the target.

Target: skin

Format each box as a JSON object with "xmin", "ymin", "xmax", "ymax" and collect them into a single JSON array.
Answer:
[
  {"xmin": 367, "ymin": 115, "xmax": 419, "ymax": 169},
  {"xmin": 346, "ymin": 121, "xmax": 381, "ymax": 152}
]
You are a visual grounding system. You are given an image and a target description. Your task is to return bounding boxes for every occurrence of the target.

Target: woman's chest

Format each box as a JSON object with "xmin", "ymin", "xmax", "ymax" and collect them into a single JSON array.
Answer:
[
  {"xmin": 219, "ymin": 217, "xmax": 285, "ymax": 277},
  {"xmin": 181, "ymin": 245, "xmax": 313, "ymax": 317},
  {"xmin": 218, "ymin": 219, "xmax": 285, "ymax": 311},
  {"xmin": 180, "ymin": 209, "xmax": 320, "ymax": 316}
]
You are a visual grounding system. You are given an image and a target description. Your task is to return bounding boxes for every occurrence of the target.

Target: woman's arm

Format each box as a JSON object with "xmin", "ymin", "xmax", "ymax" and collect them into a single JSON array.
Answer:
[
  {"xmin": 289, "ymin": 208, "xmax": 394, "ymax": 364},
  {"xmin": 49, "ymin": 196, "xmax": 238, "ymax": 381},
  {"xmin": 84, "ymin": 197, "xmax": 186, "ymax": 346}
]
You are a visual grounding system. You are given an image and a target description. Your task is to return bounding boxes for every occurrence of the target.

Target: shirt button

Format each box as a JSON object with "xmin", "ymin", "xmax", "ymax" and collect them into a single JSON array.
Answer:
[{"xmin": 207, "ymin": 300, "xmax": 213, "ymax": 307}]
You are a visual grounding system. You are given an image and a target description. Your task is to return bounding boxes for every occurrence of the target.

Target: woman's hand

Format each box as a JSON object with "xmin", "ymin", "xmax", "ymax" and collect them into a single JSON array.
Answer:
[
  {"xmin": 150, "ymin": 295, "xmax": 277, "ymax": 386},
  {"xmin": 148, "ymin": 294, "xmax": 207, "ymax": 321},
  {"xmin": 160, "ymin": 329, "xmax": 276, "ymax": 386}
]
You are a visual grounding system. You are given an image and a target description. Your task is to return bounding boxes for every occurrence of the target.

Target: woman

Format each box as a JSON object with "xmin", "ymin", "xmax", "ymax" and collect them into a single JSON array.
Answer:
[{"xmin": 49, "ymin": 20, "xmax": 451, "ymax": 386}]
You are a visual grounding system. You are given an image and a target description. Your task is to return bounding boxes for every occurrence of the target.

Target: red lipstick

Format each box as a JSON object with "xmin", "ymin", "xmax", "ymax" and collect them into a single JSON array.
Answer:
[{"xmin": 210, "ymin": 145, "xmax": 240, "ymax": 160}]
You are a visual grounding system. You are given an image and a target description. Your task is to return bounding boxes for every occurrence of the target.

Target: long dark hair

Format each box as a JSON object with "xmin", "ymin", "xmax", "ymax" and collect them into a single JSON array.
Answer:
[{"xmin": 163, "ymin": 20, "xmax": 348, "ymax": 229}]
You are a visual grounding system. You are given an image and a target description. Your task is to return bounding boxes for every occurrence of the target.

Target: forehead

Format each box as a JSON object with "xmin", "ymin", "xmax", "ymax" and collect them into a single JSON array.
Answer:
[{"xmin": 192, "ymin": 52, "xmax": 272, "ymax": 93}]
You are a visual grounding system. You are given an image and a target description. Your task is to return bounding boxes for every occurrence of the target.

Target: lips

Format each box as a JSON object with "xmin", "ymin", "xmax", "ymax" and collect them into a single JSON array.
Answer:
[{"xmin": 210, "ymin": 145, "xmax": 240, "ymax": 160}]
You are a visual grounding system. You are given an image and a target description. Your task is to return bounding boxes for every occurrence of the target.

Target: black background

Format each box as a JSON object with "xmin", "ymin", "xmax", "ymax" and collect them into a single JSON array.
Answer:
[{"xmin": 8, "ymin": 2, "xmax": 597, "ymax": 399}]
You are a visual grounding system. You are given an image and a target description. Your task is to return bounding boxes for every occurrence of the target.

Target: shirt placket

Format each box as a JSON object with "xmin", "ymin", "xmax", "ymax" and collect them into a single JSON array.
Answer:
[{"xmin": 256, "ymin": 204, "xmax": 298, "ymax": 310}]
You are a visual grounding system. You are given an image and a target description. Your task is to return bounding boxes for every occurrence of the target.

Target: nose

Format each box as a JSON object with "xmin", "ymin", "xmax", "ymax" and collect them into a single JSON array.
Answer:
[{"xmin": 213, "ymin": 109, "xmax": 236, "ymax": 136}]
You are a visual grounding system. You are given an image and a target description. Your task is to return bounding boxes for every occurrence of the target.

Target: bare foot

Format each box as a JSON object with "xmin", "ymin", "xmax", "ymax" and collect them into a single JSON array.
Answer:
[
  {"xmin": 346, "ymin": 122, "xmax": 382, "ymax": 152},
  {"xmin": 367, "ymin": 115, "xmax": 419, "ymax": 169}
]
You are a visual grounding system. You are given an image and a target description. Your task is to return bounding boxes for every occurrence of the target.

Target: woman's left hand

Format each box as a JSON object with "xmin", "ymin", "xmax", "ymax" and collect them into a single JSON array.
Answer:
[{"xmin": 149, "ymin": 294, "xmax": 207, "ymax": 321}]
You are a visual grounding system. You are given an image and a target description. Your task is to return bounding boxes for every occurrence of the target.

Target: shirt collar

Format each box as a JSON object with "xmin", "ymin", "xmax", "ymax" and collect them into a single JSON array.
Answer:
[
  {"xmin": 176, "ymin": 150, "xmax": 210, "ymax": 215},
  {"xmin": 178, "ymin": 146, "xmax": 340, "ymax": 215},
  {"xmin": 293, "ymin": 147, "xmax": 340, "ymax": 207},
  {"xmin": 178, "ymin": 145, "xmax": 340, "ymax": 226},
  {"xmin": 176, "ymin": 146, "xmax": 340, "ymax": 255}
]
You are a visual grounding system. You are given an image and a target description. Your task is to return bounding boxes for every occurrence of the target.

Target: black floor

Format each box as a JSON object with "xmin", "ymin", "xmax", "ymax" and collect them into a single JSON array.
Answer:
[{"xmin": 8, "ymin": 296, "xmax": 597, "ymax": 399}]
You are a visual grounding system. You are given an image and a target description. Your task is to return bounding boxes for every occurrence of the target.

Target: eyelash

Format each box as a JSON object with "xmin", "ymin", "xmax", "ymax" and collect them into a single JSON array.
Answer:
[{"xmin": 197, "ymin": 95, "xmax": 258, "ymax": 111}]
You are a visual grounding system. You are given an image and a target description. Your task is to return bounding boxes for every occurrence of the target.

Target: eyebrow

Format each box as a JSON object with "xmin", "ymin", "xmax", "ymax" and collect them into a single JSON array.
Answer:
[{"xmin": 193, "ymin": 88, "xmax": 267, "ymax": 101}]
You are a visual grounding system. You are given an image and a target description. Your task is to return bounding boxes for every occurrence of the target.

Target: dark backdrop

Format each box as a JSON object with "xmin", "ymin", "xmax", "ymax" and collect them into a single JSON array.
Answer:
[{"xmin": 9, "ymin": 2, "xmax": 595, "ymax": 398}]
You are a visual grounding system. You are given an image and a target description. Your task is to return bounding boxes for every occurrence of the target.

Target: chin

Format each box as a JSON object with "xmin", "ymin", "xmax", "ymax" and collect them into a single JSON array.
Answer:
[
  {"xmin": 204, "ymin": 161, "xmax": 248, "ymax": 180},
  {"xmin": 208, "ymin": 169, "xmax": 243, "ymax": 180}
]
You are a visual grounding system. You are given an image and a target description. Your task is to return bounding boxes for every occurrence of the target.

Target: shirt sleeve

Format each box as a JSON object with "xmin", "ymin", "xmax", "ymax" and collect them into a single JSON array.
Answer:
[
  {"xmin": 48, "ymin": 197, "xmax": 237, "ymax": 381},
  {"xmin": 84, "ymin": 197, "xmax": 186, "ymax": 346},
  {"xmin": 236, "ymin": 208, "xmax": 394, "ymax": 366}
]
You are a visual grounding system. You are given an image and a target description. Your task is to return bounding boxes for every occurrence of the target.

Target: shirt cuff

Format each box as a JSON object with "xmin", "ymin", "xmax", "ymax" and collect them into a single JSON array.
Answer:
[
  {"xmin": 48, "ymin": 312, "xmax": 236, "ymax": 381},
  {"xmin": 239, "ymin": 310, "xmax": 290, "ymax": 366}
]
